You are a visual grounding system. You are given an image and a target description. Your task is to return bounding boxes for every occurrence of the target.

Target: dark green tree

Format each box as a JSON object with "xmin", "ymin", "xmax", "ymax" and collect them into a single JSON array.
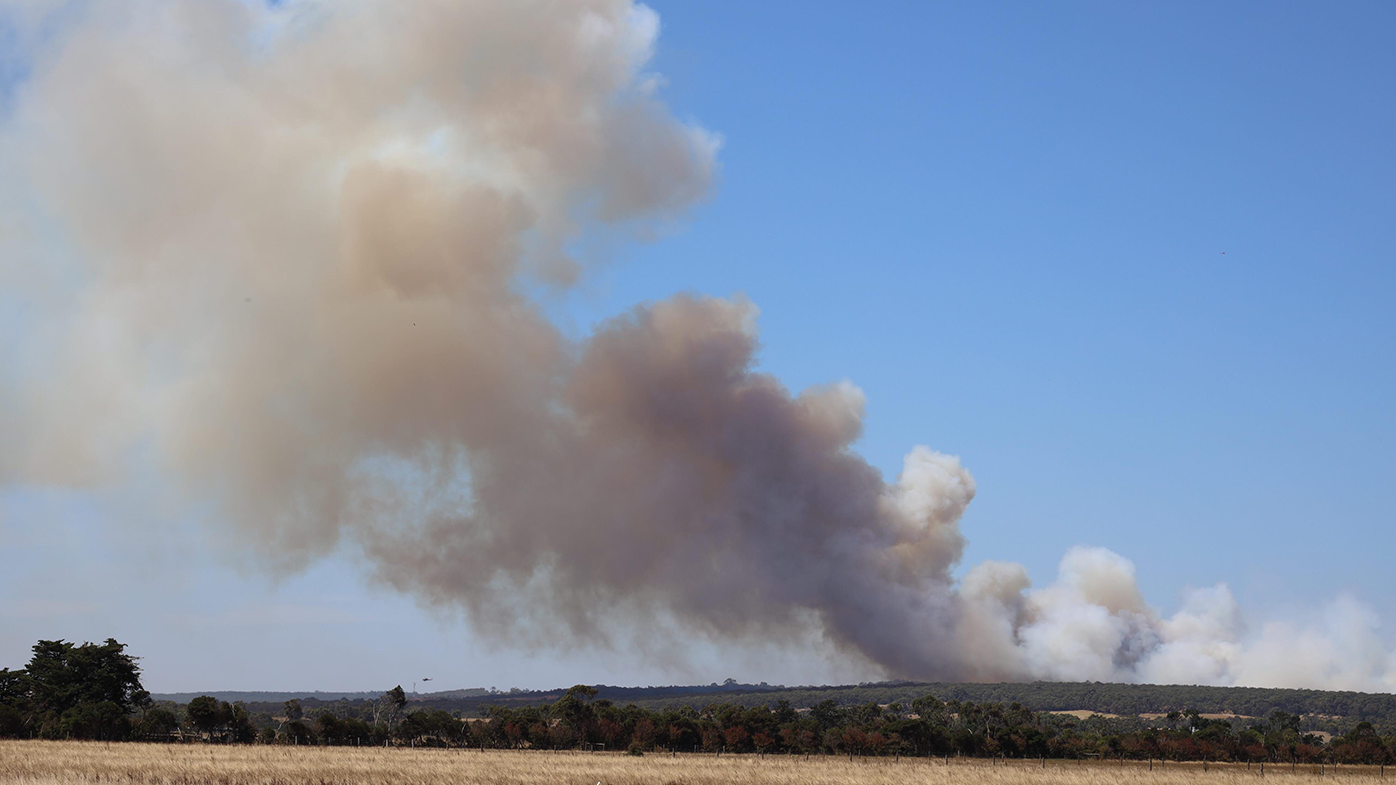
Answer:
[
  {"xmin": 285, "ymin": 719, "xmax": 312, "ymax": 744},
  {"xmin": 134, "ymin": 707, "xmax": 178, "ymax": 737},
  {"xmin": 773, "ymin": 699, "xmax": 797, "ymax": 724},
  {"xmin": 228, "ymin": 702, "xmax": 257, "ymax": 743},
  {"xmin": 186, "ymin": 695, "xmax": 224, "ymax": 736},
  {"xmin": 317, "ymin": 710, "xmax": 346, "ymax": 744},
  {"xmin": 552, "ymin": 685, "xmax": 599, "ymax": 738},
  {"xmin": 810, "ymin": 699, "xmax": 845, "ymax": 730},
  {"xmin": 22, "ymin": 639, "xmax": 143, "ymax": 739},
  {"xmin": 382, "ymin": 685, "xmax": 408, "ymax": 727},
  {"xmin": 0, "ymin": 668, "xmax": 31, "ymax": 737}
]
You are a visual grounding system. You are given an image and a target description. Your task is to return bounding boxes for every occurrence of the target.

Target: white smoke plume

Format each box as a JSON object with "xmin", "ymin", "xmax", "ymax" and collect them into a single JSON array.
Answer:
[
  {"xmin": 961, "ymin": 549, "xmax": 1396, "ymax": 691},
  {"xmin": 1, "ymin": 0, "xmax": 1392, "ymax": 691}
]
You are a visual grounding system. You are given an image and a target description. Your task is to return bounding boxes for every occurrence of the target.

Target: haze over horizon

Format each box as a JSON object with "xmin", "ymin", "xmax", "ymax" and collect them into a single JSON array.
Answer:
[{"xmin": 1, "ymin": 1, "xmax": 1393, "ymax": 694}]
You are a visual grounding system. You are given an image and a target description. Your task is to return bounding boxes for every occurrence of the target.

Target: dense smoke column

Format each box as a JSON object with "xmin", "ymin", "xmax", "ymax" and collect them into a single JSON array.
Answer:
[
  {"xmin": 360, "ymin": 294, "xmax": 979, "ymax": 673},
  {"xmin": 0, "ymin": 0, "xmax": 980, "ymax": 676},
  {"xmin": 2, "ymin": 0, "xmax": 1394, "ymax": 690}
]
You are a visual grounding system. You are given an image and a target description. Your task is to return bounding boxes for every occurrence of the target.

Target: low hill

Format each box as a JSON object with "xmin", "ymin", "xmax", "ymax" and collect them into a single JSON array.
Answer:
[
  {"xmin": 152, "ymin": 690, "xmax": 384, "ymax": 704},
  {"xmin": 411, "ymin": 681, "xmax": 1396, "ymax": 726}
]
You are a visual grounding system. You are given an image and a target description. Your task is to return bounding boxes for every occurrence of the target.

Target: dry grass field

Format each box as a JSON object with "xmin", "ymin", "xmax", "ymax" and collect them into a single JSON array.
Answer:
[{"xmin": 0, "ymin": 741, "xmax": 1386, "ymax": 785}]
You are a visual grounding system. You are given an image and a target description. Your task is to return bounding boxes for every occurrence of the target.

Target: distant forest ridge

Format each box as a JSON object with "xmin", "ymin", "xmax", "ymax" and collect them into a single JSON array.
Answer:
[
  {"xmin": 153, "ymin": 691, "xmax": 387, "ymax": 704},
  {"xmin": 158, "ymin": 680, "xmax": 1396, "ymax": 724},
  {"xmin": 149, "ymin": 684, "xmax": 766, "ymax": 705}
]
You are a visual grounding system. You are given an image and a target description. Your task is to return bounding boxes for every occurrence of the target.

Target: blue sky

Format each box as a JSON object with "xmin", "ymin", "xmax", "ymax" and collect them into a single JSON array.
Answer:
[
  {"xmin": 628, "ymin": 0, "xmax": 1396, "ymax": 608},
  {"xmin": 1, "ymin": 1, "xmax": 1393, "ymax": 692}
]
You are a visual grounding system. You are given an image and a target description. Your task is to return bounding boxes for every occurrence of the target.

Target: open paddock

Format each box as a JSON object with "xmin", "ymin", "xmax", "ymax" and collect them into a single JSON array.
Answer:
[{"xmin": 0, "ymin": 741, "xmax": 1388, "ymax": 785}]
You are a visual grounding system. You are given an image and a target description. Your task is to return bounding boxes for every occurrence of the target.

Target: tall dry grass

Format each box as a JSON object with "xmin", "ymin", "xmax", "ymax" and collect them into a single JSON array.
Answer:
[{"xmin": 0, "ymin": 741, "xmax": 1384, "ymax": 785}]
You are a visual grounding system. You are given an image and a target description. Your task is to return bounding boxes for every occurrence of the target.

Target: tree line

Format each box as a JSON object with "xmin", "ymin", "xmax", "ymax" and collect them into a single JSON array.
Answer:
[
  {"xmin": 383, "ymin": 687, "xmax": 1396, "ymax": 765},
  {"xmin": 343, "ymin": 679, "xmax": 1396, "ymax": 736},
  {"xmin": 4, "ymin": 638, "xmax": 1396, "ymax": 764}
]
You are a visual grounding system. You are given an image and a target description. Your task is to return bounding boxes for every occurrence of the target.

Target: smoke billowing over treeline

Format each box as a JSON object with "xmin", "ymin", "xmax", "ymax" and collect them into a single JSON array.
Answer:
[{"xmin": 0, "ymin": 1, "xmax": 1392, "ymax": 691}]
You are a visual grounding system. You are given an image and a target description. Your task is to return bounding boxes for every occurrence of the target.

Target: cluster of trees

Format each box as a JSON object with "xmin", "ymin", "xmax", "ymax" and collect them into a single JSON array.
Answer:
[
  {"xmin": 0, "ymin": 639, "xmax": 418, "ymax": 744},
  {"xmin": 0, "ymin": 639, "xmax": 149, "ymax": 740},
  {"xmin": 181, "ymin": 696, "xmax": 260, "ymax": 742},
  {"xmin": 272, "ymin": 687, "xmax": 410, "ymax": 746}
]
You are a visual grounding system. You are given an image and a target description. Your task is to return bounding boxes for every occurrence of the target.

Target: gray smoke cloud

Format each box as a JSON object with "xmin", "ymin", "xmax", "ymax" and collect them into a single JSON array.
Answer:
[{"xmin": 2, "ymin": 0, "xmax": 1392, "ymax": 691}]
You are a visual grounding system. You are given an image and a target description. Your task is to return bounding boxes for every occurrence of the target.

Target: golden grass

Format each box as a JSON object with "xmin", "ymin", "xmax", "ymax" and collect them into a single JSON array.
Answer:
[{"xmin": 0, "ymin": 741, "xmax": 1385, "ymax": 785}]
